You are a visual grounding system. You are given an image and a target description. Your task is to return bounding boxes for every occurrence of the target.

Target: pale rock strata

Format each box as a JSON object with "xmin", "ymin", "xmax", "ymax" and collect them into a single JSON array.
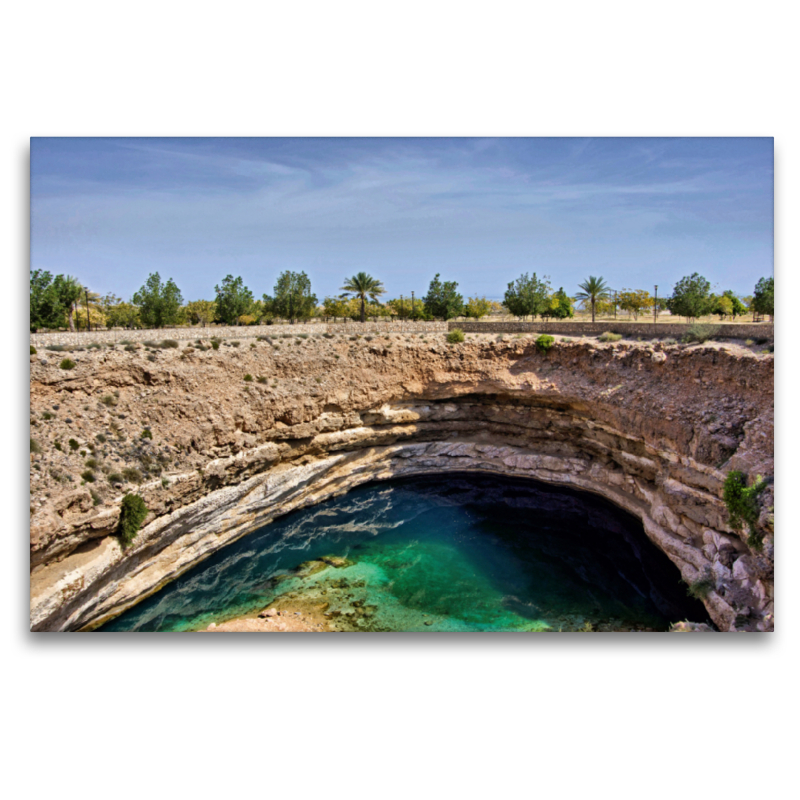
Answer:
[{"xmin": 29, "ymin": 336, "xmax": 773, "ymax": 631}]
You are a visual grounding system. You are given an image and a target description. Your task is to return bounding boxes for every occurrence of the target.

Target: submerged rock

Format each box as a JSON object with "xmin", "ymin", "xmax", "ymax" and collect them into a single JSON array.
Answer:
[{"xmin": 670, "ymin": 621, "xmax": 715, "ymax": 632}]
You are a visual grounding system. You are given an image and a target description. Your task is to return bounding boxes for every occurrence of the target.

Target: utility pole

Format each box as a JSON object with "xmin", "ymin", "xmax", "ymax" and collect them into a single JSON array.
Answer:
[
  {"xmin": 85, "ymin": 288, "xmax": 91, "ymax": 332},
  {"xmin": 654, "ymin": 285, "xmax": 658, "ymax": 323}
]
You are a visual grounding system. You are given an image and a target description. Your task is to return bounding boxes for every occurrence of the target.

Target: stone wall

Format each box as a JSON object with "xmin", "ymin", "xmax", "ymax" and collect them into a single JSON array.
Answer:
[
  {"xmin": 449, "ymin": 320, "xmax": 775, "ymax": 340},
  {"xmin": 29, "ymin": 320, "xmax": 446, "ymax": 347},
  {"xmin": 325, "ymin": 321, "xmax": 446, "ymax": 334}
]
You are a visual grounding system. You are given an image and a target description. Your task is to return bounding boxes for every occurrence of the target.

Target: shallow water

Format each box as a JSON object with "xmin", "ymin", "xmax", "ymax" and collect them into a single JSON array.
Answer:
[{"xmin": 100, "ymin": 474, "xmax": 709, "ymax": 632}]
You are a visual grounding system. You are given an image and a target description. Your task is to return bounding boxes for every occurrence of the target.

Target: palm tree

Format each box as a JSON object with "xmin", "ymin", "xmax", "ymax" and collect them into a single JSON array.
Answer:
[
  {"xmin": 54, "ymin": 275, "xmax": 84, "ymax": 332},
  {"xmin": 575, "ymin": 276, "xmax": 611, "ymax": 323},
  {"xmin": 340, "ymin": 272, "xmax": 386, "ymax": 323}
]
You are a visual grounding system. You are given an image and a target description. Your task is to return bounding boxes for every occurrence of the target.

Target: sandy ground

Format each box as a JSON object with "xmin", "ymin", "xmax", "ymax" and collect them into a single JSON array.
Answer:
[{"xmin": 199, "ymin": 597, "xmax": 336, "ymax": 633}]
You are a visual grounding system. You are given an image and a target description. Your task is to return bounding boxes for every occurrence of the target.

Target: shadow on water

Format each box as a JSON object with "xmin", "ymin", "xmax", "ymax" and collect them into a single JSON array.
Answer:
[{"xmin": 100, "ymin": 473, "xmax": 711, "ymax": 632}]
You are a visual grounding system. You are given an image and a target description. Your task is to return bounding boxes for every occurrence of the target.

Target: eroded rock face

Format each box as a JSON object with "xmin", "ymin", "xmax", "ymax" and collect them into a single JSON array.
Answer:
[{"xmin": 29, "ymin": 335, "xmax": 774, "ymax": 631}]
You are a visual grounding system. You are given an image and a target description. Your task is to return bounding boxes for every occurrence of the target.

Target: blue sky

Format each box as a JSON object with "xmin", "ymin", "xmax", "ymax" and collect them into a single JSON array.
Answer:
[{"xmin": 30, "ymin": 137, "xmax": 773, "ymax": 301}]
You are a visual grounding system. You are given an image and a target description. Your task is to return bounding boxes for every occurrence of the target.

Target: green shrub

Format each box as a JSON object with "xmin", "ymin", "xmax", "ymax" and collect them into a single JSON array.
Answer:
[
  {"xmin": 122, "ymin": 467, "xmax": 143, "ymax": 484},
  {"xmin": 598, "ymin": 332, "xmax": 622, "ymax": 343},
  {"xmin": 535, "ymin": 334, "xmax": 555, "ymax": 353},
  {"xmin": 59, "ymin": 358, "xmax": 77, "ymax": 370},
  {"xmin": 723, "ymin": 470, "xmax": 769, "ymax": 549},
  {"xmin": 81, "ymin": 469, "xmax": 96, "ymax": 483},
  {"xmin": 117, "ymin": 493, "xmax": 148, "ymax": 547},
  {"xmin": 243, "ymin": 374, "xmax": 253, "ymax": 382},
  {"xmin": 124, "ymin": 344, "xmax": 137, "ymax": 352},
  {"xmin": 230, "ymin": 340, "xmax": 241, "ymax": 347},
  {"xmin": 42, "ymin": 411, "xmax": 54, "ymax": 420},
  {"xmin": 100, "ymin": 395, "xmax": 117, "ymax": 407},
  {"xmin": 447, "ymin": 329, "xmax": 465, "ymax": 344},
  {"xmin": 30, "ymin": 345, "xmax": 37, "ymax": 355},
  {"xmin": 161, "ymin": 477, "xmax": 169, "ymax": 488},
  {"xmin": 147, "ymin": 353, "xmax": 157, "ymax": 362},
  {"xmin": 90, "ymin": 490, "xmax": 101, "ymax": 506},
  {"xmin": 54, "ymin": 441, "xmax": 62, "ymax": 452},
  {"xmin": 160, "ymin": 339, "xmax": 179, "ymax": 348},
  {"xmin": 662, "ymin": 337, "xmax": 678, "ymax": 345},
  {"xmin": 257, "ymin": 376, "xmax": 268, "ymax": 384},
  {"xmin": 681, "ymin": 324, "xmax": 720, "ymax": 344},
  {"xmin": 68, "ymin": 438, "xmax": 79, "ymax": 451},
  {"xmin": 687, "ymin": 576, "xmax": 715, "ymax": 599},
  {"xmin": 96, "ymin": 433, "xmax": 107, "ymax": 444},
  {"xmin": 30, "ymin": 438, "xmax": 41, "ymax": 454},
  {"xmin": 85, "ymin": 458, "xmax": 98, "ymax": 469},
  {"xmin": 143, "ymin": 340, "xmax": 159, "ymax": 348},
  {"xmin": 211, "ymin": 339, "xmax": 220, "ymax": 350},
  {"xmin": 141, "ymin": 428, "xmax": 153, "ymax": 440},
  {"xmin": 108, "ymin": 472, "xmax": 124, "ymax": 484}
]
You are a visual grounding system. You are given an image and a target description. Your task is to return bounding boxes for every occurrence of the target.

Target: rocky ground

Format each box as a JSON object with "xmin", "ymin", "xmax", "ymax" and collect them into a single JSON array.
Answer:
[{"xmin": 29, "ymin": 329, "xmax": 774, "ymax": 632}]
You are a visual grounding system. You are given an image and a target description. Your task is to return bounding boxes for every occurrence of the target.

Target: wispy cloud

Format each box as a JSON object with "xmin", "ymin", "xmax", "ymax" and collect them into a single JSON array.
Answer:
[{"xmin": 31, "ymin": 137, "xmax": 773, "ymax": 300}]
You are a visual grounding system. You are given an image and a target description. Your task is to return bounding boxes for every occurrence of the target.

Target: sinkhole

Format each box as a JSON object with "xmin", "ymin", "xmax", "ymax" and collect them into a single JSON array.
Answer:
[{"xmin": 100, "ymin": 474, "xmax": 711, "ymax": 632}]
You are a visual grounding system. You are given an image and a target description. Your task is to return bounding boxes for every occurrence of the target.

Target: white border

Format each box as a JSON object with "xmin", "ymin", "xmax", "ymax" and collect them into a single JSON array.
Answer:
[{"xmin": 6, "ymin": 3, "xmax": 794, "ymax": 798}]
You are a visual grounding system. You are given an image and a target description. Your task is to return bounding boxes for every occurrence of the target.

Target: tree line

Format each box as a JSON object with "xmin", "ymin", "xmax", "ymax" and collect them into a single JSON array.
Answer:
[{"xmin": 29, "ymin": 267, "xmax": 774, "ymax": 331}]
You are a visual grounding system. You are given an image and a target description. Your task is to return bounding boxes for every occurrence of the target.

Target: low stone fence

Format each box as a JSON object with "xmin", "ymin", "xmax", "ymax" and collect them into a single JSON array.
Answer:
[
  {"xmin": 29, "ymin": 320, "xmax": 446, "ymax": 347},
  {"xmin": 448, "ymin": 320, "xmax": 774, "ymax": 340},
  {"xmin": 326, "ymin": 321, "xmax": 447, "ymax": 334}
]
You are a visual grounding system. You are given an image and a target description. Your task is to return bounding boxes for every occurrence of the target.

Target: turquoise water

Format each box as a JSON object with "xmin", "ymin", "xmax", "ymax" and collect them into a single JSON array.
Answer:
[{"xmin": 100, "ymin": 475, "xmax": 709, "ymax": 632}]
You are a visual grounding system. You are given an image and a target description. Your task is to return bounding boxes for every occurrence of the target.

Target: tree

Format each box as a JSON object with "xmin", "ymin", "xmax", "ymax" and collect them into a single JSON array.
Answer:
[
  {"xmin": 386, "ymin": 297, "xmax": 421, "ymax": 320},
  {"xmin": 365, "ymin": 302, "xmax": 391, "ymax": 322},
  {"xmin": 271, "ymin": 270, "xmax": 317, "ymax": 323},
  {"xmin": 726, "ymin": 291, "xmax": 747, "ymax": 320},
  {"xmin": 503, "ymin": 273, "xmax": 551, "ymax": 320},
  {"xmin": 341, "ymin": 272, "xmax": 386, "ymax": 323},
  {"xmin": 104, "ymin": 300, "xmax": 142, "ymax": 329},
  {"xmin": 423, "ymin": 274, "xmax": 464, "ymax": 320},
  {"xmin": 666, "ymin": 273, "xmax": 712, "ymax": 321},
  {"xmin": 575, "ymin": 276, "xmax": 611, "ymax": 323},
  {"xmin": 29, "ymin": 271, "xmax": 92, "ymax": 331},
  {"xmin": 183, "ymin": 300, "xmax": 216, "ymax": 327},
  {"xmin": 214, "ymin": 275, "xmax": 253, "ymax": 326},
  {"xmin": 133, "ymin": 272, "xmax": 183, "ymax": 328},
  {"xmin": 752, "ymin": 276, "xmax": 774, "ymax": 320},
  {"xmin": 710, "ymin": 293, "xmax": 733, "ymax": 320},
  {"xmin": 464, "ymin": 296, "xmax": 493, "ymax": 320},
  {"xmin": 322, "ymin": 296, "xmax": 351, "ymax": 323},
  {"xmin": 30, "ymin": 270, "xmax": 63, "ymax": 331},
  {"xmin": 53, "ymin": 275, "xmax": 84, "ymax": 332},
  {"xmin": 544, "ymin": 287, "xmax": 574, "ymax": 320},
  {"xmin": 74, "ymin": 290, "xmax": 105, "ymax": 330},
  {"xmin": 617, "ymin": 288, "xmax": 654, "ymax": 321},
  {"xmin": 710, "ymin": 290, "xmax": 747, "ymax": 321}
]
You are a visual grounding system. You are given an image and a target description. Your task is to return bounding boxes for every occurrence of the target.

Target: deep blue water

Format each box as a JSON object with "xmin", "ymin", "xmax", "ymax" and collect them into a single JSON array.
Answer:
[{"xmin": 100, "ymin": 474, "xmax": 709, "ymax": 632}]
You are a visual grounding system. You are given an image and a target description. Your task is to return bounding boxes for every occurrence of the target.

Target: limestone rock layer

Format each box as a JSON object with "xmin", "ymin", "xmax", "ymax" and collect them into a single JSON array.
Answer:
[{"xmin": 28, "ymin": 334, "xmax": 774, "ymax": 632}]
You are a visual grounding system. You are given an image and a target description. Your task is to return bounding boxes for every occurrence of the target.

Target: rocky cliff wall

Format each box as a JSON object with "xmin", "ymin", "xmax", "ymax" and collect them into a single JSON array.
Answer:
[{"xmin": 29, "ymin": 331, "xmax": 774, "ymax": 631}]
